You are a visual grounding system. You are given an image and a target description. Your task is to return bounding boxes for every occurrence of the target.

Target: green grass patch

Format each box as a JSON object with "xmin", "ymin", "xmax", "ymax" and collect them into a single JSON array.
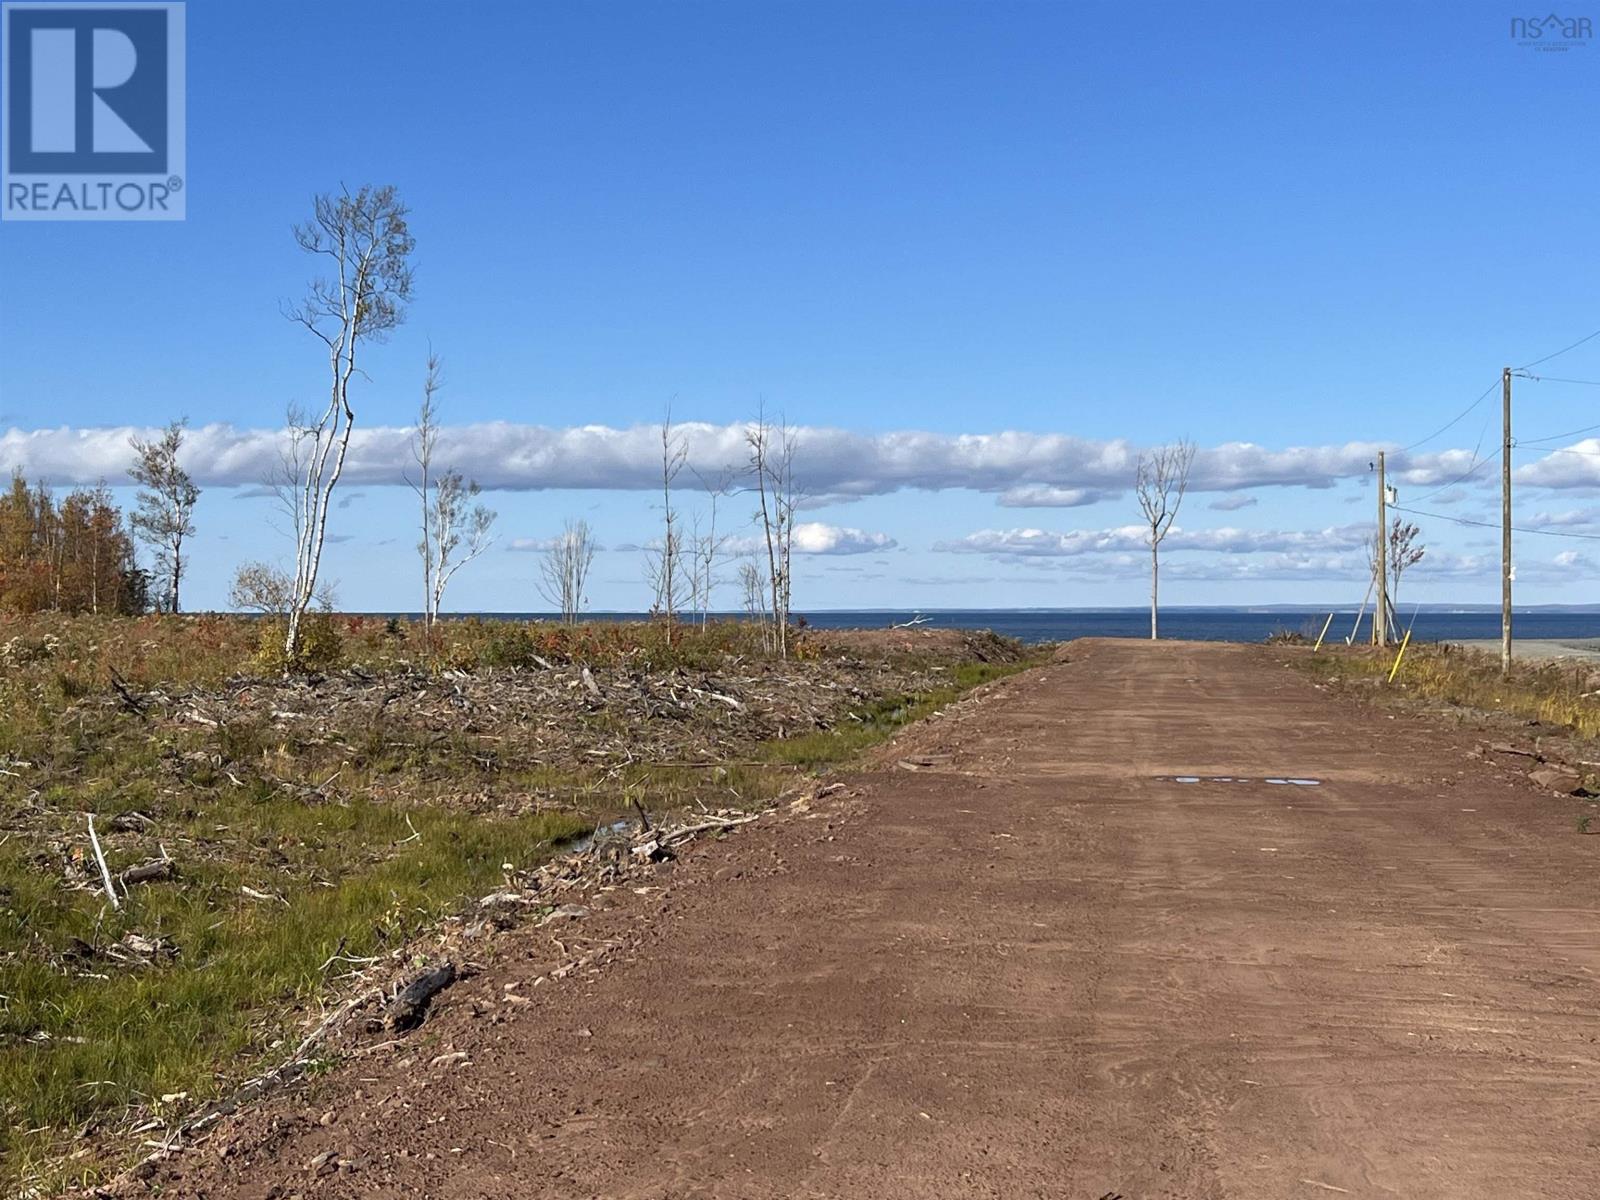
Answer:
[
  {"xmin": 764, "ymin": 660, "xmax": 1025, "ymax": 767},
  {"xmin": 0, "ymin": 800, "xmax": 584, "ymax": 1187}
]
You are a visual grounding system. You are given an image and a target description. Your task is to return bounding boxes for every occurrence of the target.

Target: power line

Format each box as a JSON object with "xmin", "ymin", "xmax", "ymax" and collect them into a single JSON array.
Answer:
[
  {"xmin": 1512, "ymin": 443, "xmax": 1600, "ymax": 460},
  {"xmin": 1513, "ymin": 373, "xmax": 1600, "ymax": 387},
  {"xmin": 1405, "ymin": 411, "xmax": 1495, "ymax": 503},
  {"xmin": 1516, "ymin": 326, "xmax": 1600, "ymax": 370},
  {"xmin": 1391, "ymin": 502, "xmax": 1600, "ymax": 541},
  {"xmin": 1393, "ymin": 330, "xmax": 1596, "ymax": 461},
  {"xmin": 1397, "ymin": 377, "xmax": 1501, "ymax": 453},
  {"xmin": 1519, "ymin": 419, "xmax": 1600, "ymax": 446}
]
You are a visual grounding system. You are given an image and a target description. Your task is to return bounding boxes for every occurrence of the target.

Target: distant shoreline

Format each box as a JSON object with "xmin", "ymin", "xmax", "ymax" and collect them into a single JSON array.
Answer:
[{"xmin": 1451, "ymin": 638, "xmax": 1600, "ymax": 663}]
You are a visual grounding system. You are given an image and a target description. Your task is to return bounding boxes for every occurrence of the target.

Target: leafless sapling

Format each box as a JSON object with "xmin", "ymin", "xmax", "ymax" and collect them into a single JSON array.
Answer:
[
  {"xmin": 1134, "ymin": 438, "xmax": 1195, "ymax": 640},
  {"xmin": 689, "ymin": 465, "xmax": 736, "ymax": 625},
  {"xmin": 738, "ymin": 558, "xmax": 768, "ymax": 627},
  {"xmin": 1371, "ymin": 517, "xmax": 1425, "ymax": 636},
  {"xmin": 537, "ymin": 518, "xmax": 597, "ymax": 623},
  {"xmin": 746, "ymin": 407, "xmax": 798, "ymax": 657},
  {"xmin": 646, "ymin": 406, "xmax": 689, "ymax": 638},
  {"xmin": 407, "ymin": 353, "xmax": 496, "ymax": 625}
]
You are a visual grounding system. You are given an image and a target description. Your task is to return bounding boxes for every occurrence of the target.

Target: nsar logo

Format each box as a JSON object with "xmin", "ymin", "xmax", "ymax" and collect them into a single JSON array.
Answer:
[
  {"xmin": 1510, "ymin": 12, "xmax": 1593, "ymax": 50},
  {"xmin": 2, "ymin": 2, "xmax": 185, "ymax": 221}
]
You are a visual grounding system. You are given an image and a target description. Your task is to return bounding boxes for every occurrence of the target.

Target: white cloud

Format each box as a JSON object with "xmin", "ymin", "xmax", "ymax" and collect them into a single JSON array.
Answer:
[
  {"xmin": 1515, "ymin": 550, "xmax": 1600, "ymax": 581},
  {"xmin": 1525, "ymin": 506, "xmax": 1600, "ymax": 528},
  {"xmin": 1514, "ymin": 441, "xmax": 1600, "ymax": 490},
  {"xmin": 791, "ymin": 522, "xmax": 897, "ymax": 555},
  {"xmin": 996, "ymin": 485, "xmax": 1110, "ymax": 508},
  {"xmin": 1158, "ymin": 549, "xmax": 1491, "ymax": 583},
  {"xmin": 1208, "ymin": 494, "xmax": 1258, "ymax": 511},
  {"xmin": 934, "ymin": 523, "xmax": 1370, "ymax": 558},
  {"xmin": 944, "ymin": 544, "xmax": 1492, "ymax": 584},
  {"xmin": 578, "ymin": 524, "xmax": 892, "ymax": 558},
  {"xmin": 506, "ymin": 535, "xmax": 608, "ymax": 553},
  {"xmin": 1, "ymin": 421, "xmax": 1478, "ymax": 501}
]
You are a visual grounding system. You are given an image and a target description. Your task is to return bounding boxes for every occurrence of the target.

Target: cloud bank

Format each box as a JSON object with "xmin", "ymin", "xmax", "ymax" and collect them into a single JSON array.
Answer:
[
  {"xmin": 565, "ymin": 523, "xmax": 893, "ymax": 557},
  {"xmin": 933, "ymin": 524, "xmax": 1371, "ymax": 558},
  {"xmin": 2, "ymin": 421, "xmax": 1493, "ymax": 500}
]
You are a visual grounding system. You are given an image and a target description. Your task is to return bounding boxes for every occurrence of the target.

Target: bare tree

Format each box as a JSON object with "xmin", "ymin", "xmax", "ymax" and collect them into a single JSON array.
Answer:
[
  {"xmin": 689, "ymin": 466, "xmax": 735, "ymax": 625},
  {"xmin": 229, "ymin": 560, "xmax": 336, "ymax": 614},
  {"xmin": 537, "ymin": 518, "xmax": 597, "ymax": 623},
  {"xmin": 265, "ymin": 405, "xmax": 315, "ymax": 548},
  {"xmin": 1135, "ymin": 438, "xmax": 1195, "ymax": 640},
  {"xmin": 411, "ymin": 352, "xmax": 442, "ymax": 623},
  {"xmin": 282, "ymin": 184, "xmax": 415, "ymax": 661},
  {"xmin": 738, "ymin": 558, "xmax": 768, "ymax": 627},
  {"xmin": 646, "ymin": 406, "xmax": 689, "ymax": 637},
  {"xmin": 1368, "ymin": 517, "xmax": 1425, "ymax": 639},
  {"xmin": 746, "ymin": 407, "xmax": 799, "ymax": 657},
  {"xmin": 421, "ymin": 470, "xmax": 496, "ymax": 625},
  {"xmin": 405, "ymin": 352, "xmax": 495, "ymax": 625},
  {"xmin": 234, "ymin": 406, "xmax": 338, "ymax": 618},
  {"xmin": 1387, "ymin": 518, "xmax": 1425, "ymax": 606},
  {"xmin": 128, "ymin": 419, "xmax": 200, "ymax": 613}
]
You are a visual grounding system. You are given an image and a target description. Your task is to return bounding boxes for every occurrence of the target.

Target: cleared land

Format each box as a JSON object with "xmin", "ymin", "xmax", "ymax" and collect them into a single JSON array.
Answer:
[
  {"xmin": 0, "ymin": 615, "xmax": 1025, "ymax": 1189},
  {"xmin": 130, "ymin": 638, "xmax": 1600, "ymax": 1200}
]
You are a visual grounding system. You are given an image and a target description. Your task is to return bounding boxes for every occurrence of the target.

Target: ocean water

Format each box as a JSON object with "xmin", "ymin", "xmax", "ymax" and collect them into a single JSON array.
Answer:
[
  {"xmin": 792, "ymin": 609, "xmax": 1600, "ymax": 645},
  {"xmin": 450, "ymin": 608, "xmax": 1600, "ymax": 646}
]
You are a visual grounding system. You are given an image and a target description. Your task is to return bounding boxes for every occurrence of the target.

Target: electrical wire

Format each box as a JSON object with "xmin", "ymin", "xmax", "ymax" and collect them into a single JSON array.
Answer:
[
  {"xmin": 1396, "ymin": 377, "xmax": 1500, "ymax": 453},
  {"xmin": 1404, "ymin": 411, "xmax": 1495, "ymax": 504},
  {"xmin": 1390, "ymin": 503, "xmax": 1600, "ymax": 541},
  {"xmin": 1518, "ymin": 419, "xmax": 1600, "ymax": 447},
  {"xmin": 1512, "ymin": 443, "xmax": 1600, "ymax": 460},
  {"xmin": 1514, "ymin": 374, "xmax": 1600, "ymax": 387},
  {"xmin": 1517, "ymin": 327, "xmax": 1600, "ymax": 370}
]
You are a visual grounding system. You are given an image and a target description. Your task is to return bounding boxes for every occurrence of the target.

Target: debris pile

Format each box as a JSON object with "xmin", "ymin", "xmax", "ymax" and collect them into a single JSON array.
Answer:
[{"xmin": 74, "ymin": 651, "xmax": 995, "ymax": 780}]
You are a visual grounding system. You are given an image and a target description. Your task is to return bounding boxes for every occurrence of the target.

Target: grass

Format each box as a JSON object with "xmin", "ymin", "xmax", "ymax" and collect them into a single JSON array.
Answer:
[
  {"xmin": 765, "ymin": 660, "xmax": 1024, "ymax": 767},
  {"xmin": 0, "ymin": 613, "xmax": 1035, "ymax": 1191},
  {"xmin": 1297, "ymin": 641, "xmax": 1600, "ymax": 740},
  {"xmin": 0, "ymin": 793, "xmax": 587, "ymax": 1185}
]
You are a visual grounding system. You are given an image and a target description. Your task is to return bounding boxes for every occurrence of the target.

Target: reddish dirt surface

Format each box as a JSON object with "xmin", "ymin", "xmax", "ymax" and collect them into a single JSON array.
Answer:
[{"xmin": 147, "ymin": 640, "xmax": 1600, "ymax": 1199}]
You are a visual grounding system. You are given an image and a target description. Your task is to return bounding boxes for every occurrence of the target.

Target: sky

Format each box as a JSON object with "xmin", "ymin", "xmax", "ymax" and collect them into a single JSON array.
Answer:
[{"xmin": 2, "ymin": 0, "xmax": 1598, "ymax": 612}]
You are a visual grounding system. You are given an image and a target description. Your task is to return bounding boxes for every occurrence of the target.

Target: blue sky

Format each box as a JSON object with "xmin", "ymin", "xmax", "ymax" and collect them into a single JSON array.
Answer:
[{"xmin": 2, "ymin": 0, "xmax": 1598, "ymax": 611}]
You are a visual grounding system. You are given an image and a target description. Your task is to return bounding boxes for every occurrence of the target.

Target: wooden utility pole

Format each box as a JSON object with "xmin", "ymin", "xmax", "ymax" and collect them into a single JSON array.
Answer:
[
  {"xmin": 1502, "ymin": 366, "xmax": 1513, "ymax": 675},
  {"xmin": 1375, "ymin": 450, "xmax": 1388, "ymax": 647}
]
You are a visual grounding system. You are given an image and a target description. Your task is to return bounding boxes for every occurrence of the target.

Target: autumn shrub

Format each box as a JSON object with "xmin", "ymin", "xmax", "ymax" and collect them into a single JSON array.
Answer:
[{"xmin": 252, "ymin": 614, "xmax": 344, "ymax": 674}]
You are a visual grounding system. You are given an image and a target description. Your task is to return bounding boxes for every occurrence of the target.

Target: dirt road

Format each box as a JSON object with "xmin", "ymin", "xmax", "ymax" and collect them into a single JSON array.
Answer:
[{"xmin": 155, "ymin": 641, "xmax": 1600, "ymax": 1199}]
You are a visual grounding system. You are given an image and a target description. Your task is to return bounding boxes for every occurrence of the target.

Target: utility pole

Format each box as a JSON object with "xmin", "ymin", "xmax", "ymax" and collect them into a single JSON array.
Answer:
[
  {"xmin": 1375, "ymin": 450, "xmax": 1388, "ymax": 647},
  {"xmin": 1502, "ymin": 366, "xmax": 1513, "ymax": 676}
]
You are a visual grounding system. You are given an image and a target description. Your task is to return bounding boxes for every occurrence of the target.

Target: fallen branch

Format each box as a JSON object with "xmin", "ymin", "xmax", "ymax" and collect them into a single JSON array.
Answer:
[
  {"xmin": 654, "ymin": 812, "xmax": 760, "ymax": 848},
  {"xmin": 108, "ymin": 668, "xmax": 147, "ymax": 715},
  {"xmin": 121, "ymin": 859, "xmax": 174, "ymax": 887},
  {"xmin": 385, "ymin": 961, "xmax": 457, "ymax": 1032},
  {"xmin": 86, "ymin": 814, "xmax": 120, "ymax": 910}
]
